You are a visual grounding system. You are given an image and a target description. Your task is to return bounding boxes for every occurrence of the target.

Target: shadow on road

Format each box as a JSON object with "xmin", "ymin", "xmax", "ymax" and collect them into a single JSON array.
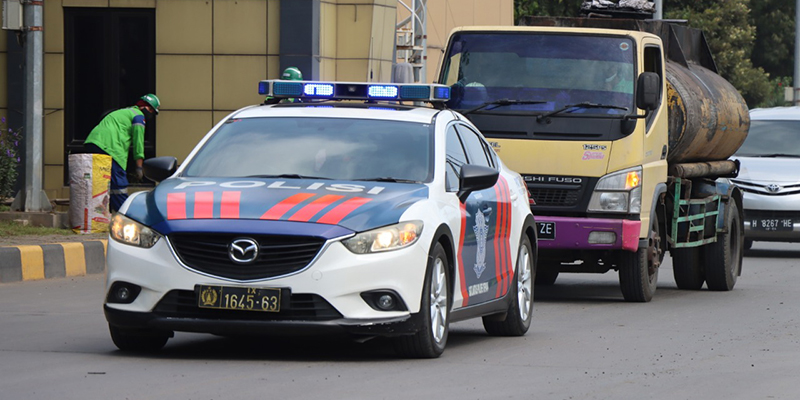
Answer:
[{"xmin": 744, "ymin": 248, "xmax": 800, "ymax": 259}]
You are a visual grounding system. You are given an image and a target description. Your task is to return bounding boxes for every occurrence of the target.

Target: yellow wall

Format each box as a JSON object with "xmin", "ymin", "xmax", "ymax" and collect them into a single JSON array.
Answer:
[{"xmin": 2, "ymin": 0, "xmax": 509, "ymax": 198}]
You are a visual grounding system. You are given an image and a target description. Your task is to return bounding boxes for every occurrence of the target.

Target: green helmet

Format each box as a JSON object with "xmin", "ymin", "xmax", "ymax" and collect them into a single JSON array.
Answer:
[
  {"xmin": 281, "ymin": 67, "xmax": 303, "ymax": 81},
  {"xmin": 140, "ymin": 94, "xmax": 161, "ymax": 114}
]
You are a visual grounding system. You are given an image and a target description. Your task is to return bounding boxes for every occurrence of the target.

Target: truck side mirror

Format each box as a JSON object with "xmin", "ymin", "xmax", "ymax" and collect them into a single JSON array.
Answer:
[
  {"xmin": 143, "ymin": 156, "xmax": 178, "ymax": 183},
  {"xmin": 636, "ymin": 72, "xmax": 660, "ymax": 111}
]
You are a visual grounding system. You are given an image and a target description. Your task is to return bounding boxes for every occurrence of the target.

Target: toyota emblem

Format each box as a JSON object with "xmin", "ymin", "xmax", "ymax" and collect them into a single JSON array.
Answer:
[
  {"xmin": 767, "ymin": 184, "xmax": 781, "ymax": 193},
  {"xmin": 229, "ymin": 238, "xmax": 259, "ymax": 264}
]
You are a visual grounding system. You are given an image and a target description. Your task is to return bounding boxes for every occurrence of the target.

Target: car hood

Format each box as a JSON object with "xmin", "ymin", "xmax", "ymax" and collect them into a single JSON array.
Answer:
[
  {"xmin": 733, "ymin": 156, "xmax": 800, "ymax": 183},
  {"xmin": 124, "ymin": 177, "xmax": 429, "ymax": 237}
]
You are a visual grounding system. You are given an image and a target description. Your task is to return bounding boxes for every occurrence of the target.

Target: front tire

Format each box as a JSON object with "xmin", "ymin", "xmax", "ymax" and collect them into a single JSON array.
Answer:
[
  {"xmin": 483, "ymin": 235, "xmax": 534, "ymax": 336},
  {"xmin": 704, "ymin": 200, "xmax": 743, "ymax": 291},
  {"xmin": 109, "ymin": 325, "xmax": 170, "ymax": 352},
  {"xmin": 393, "ymin": 242, "xmax": 450, "ymax": 358},
  {"xmin": 619, "ymin": 213, "xmax": 661, "ymax": 302}
]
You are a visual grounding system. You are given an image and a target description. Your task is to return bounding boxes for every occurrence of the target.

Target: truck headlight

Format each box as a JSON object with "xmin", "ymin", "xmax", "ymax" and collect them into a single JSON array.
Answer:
[
  {"xmin": 110, "ymin": 213, "xmax": 162, "ymax": 248},
  {"xmin": 588, "ymin": 167, "xmax": 642, "ymax": 213},
  {"xmin": 343, "ymin": 221, "xmax": 423, "ymax": 254}
]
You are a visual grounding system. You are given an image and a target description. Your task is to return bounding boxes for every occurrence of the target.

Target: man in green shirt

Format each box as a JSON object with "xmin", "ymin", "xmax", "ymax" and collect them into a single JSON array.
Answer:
[{"xmin": 84, "ymin": 94, "xmax": 160, "ymax": 212}]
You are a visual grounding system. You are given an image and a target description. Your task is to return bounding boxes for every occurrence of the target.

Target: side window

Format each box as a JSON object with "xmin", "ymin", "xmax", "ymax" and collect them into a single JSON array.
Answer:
[
  {"xmin": 456, "ymin": 125, "xmax": 492, "ymax": 168},
  {"xmin": 644, "ymin": 45, "xmax": 663, "ymax": 128},
  {"xmin": 445, "ymin": 125, "xmax": 468, "ymax": 192}
]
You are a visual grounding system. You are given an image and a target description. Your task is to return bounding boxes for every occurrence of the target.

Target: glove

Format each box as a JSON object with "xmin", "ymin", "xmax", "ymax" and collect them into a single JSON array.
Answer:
[{"xmin": 135, "ymin": 166, "xmax": 144, "ymax": 182}]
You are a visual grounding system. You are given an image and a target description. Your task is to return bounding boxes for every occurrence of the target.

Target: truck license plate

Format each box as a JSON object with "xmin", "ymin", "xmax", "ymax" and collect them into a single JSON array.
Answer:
[
  {"xmin": 537, "ymin": 222, "xmax": 555, "ymax": 240},
  {"xmin": 196, "ymin": 285, "xmax": 282, "ymax": 312},
  {"xmin": 751, "ymin": 218, "xmax": 793, "ymax": 231}
]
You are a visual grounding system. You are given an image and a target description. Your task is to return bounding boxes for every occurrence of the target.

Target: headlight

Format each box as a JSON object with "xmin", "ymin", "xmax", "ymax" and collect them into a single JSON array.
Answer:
[
  {"xmin": 110, "ymin": 213, "xmax": 162, "ymax": 248},
  {"xmin": 342, "ymin": 221, "xmax": 423, "ymax": 254},
  {"xmin": 588, "ymin": 167, "xmax": 642, "ymax": 213}
]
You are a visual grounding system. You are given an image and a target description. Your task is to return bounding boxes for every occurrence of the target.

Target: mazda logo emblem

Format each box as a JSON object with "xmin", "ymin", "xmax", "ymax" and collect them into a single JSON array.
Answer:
[
  {"xmin": 229, "ymin": 238, "xmax": 259, "ymax": 264},
  {"xmin": 767, "ymin": 184, "xmax": 781, "ymax": 193}
]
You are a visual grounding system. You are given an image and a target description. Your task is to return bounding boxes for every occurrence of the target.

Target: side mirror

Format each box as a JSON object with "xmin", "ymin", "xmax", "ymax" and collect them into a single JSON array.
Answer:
[
  {"xmin": 457, "ymin": 164, "xmax": 499, "ymax": 203},
  {"xmin": 143, "ymin": 156, "xmax": 178, "ymax": 183},
  {"xmin": 636, "ymin": 72, "xmax": 660, "ymax": 111}
]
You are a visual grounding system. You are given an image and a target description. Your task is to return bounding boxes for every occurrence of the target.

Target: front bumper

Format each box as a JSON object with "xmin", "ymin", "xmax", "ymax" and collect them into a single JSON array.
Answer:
[
  {"xmin": 535, "ymin": 215, "xmax": 640, "ymax": 252},
  {"xmin": 104, "ymin": 233, "xmax": 430, "ymax": 336}
]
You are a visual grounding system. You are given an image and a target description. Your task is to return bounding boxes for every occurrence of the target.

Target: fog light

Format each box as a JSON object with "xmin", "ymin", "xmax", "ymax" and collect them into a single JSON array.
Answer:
[
  {"xmin": 107, "ymin": 282, "xmax": 142, "ymax": 304},
  {"xmin": 377, "ymin": 295, "xmax": 394, "ymax": 310},
  {"xmin": 588, "ymin": 231, "xmax": 617, "ymax": 244}
]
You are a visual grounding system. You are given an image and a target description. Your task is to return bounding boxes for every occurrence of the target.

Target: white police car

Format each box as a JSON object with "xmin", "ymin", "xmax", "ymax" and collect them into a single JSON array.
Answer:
[{"xmin": 104, "ymin": 80, "xmax": 537, "ymax": 358}]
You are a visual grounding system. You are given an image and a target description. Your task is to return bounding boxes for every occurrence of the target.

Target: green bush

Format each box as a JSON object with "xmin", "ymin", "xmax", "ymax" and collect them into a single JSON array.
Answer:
[{"xmin": 0, "ymin": 117, "xmax": 22, "ymax": 201}]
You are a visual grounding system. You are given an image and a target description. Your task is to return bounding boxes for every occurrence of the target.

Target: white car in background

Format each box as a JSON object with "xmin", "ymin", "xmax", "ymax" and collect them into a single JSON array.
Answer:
[{"xmin": 731, "ymin": 107, "xmax": 800, "ymax": 249}]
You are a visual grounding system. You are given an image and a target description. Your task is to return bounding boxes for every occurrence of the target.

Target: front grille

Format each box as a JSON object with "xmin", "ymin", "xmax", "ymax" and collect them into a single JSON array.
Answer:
[
  {"xmin": 732, "ymin": 179, "xmax": 800, "ymax": 196},
  {"xmin": 529, "ymin": 187, "xmax": 580, "ymax": 207},
  {"xmin": 170, "ymin": 233, "xmax": 325, "ymax": 280},
  {"xmin": 153, "ymin": 290, "xmax": 342, "ymax": 321}
]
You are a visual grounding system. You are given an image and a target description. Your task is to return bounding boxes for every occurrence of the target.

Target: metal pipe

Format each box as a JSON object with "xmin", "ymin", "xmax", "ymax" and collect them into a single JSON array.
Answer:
[
  {"xmin": 795, "ymin": 0, "xmax": 800, "ymax": 105},
  {"xmin": 654, "ymin": 0, "xmax": 663, "ymax": 20},
  {"xmin": 22, "ymin": 0, "xmax": 50, "ymax": 211}
]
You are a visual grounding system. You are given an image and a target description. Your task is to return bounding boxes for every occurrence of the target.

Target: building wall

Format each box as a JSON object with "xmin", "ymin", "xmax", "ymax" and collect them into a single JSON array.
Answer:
[{"xmin": 2, "ymin": 0, "xmax": 509, "ymax": 200}]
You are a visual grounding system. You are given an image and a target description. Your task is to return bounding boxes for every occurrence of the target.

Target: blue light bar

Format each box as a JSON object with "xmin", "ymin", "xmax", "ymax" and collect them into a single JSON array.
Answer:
[
  {"xmin": 434, "ymin": 86, "xmax": 451, "ymax": 100},
  {"xmin": 399, "ymin": 85, "xmax": 430, "ymax": 100},
  {"xmin": 304, "ymin": 83, "xmax": 334, "ymax": 97},
  {"xmin": 259, "ymin": 80, "xmax": 450, "ymax": 103},
  {"xmin": 368, "ymin": 85, "xmax": 399, "ymax": 99},
  {"xmin": 258, "ymin": 81, "xmax": 270, "ymax": 95},
  {"xmin": 273, "ymin": 81, "xmax": 303, "ymax": 97}
]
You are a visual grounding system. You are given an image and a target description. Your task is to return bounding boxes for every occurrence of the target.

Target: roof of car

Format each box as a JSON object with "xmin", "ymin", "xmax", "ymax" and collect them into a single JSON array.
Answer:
[
  {"xmin": 749, "ymin": 106, "xmax": 800, "ymax": 120},
  {"xmin": 229, "ymin": 102, "xmax": 445, "ymax": 124}
]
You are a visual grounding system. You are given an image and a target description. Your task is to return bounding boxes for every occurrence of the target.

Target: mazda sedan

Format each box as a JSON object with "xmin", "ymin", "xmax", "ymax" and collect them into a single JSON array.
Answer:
[{"xmin": 104, "ymin": 80, "xmax": 537, "ymax": 358}]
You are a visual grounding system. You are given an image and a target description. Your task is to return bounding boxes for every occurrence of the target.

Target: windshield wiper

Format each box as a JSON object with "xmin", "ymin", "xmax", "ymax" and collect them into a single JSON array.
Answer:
[
  {"xmin": 536, "ymin": 102, "xmax": 629, "ymax": 122},
  {"xmin": 246, "ymin": 174, "xmax": 333, "ymax": 180},
  {"xmin": 354, "ymin": 177, "xmax": 421, "ymax": 183},
  {"xmin": 461, "ymin": 99, "xmax": 547, "ymax": 116}
]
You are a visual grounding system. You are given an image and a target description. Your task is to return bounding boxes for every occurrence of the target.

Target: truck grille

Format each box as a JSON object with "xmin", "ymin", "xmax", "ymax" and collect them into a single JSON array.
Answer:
[
  {"xmin": 154, "ymin": 290, "xmax": 342, "ymax": 321},
  {"xmin": 528, "ymin": 187, "xmax": 581, "ymax": 207},
  {"xmin": 169, "ymin": 233, "xmax": 325, "ymax": 280}
]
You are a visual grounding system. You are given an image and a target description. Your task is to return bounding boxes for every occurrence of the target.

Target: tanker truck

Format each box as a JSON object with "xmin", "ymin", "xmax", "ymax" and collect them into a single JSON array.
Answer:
[{"xmin": 437, "ymin": 15, "xmax": 748, "ymax": 302}]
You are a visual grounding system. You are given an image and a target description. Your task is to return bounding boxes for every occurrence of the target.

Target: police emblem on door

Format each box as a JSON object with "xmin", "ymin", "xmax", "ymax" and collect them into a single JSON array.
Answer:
[{"xmin": 473, "ymin": 209, "xmax": 489, "ymax": 278}]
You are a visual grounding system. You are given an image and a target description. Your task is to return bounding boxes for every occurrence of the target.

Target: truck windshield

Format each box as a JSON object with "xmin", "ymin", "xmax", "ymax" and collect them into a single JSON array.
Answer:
[{"xmin": 440, "ymin": 32, "xmax": 636, "ymax": 115}]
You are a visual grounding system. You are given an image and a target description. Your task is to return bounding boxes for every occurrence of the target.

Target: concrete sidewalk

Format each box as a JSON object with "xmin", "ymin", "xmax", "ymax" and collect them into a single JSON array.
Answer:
[{"xmin": 0, "ymin": 240, "xmax": 107, "ymax": 283}]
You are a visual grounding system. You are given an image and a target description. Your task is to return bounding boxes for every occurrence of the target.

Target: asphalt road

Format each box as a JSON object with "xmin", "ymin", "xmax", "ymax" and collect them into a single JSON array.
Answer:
[{"xmin": 1, "ymin": 242, "xmax": 799, "ymax": 400}]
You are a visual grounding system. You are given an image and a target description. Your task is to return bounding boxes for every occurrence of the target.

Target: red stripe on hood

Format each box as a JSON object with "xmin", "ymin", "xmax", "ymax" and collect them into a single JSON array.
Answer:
[
  {"xmin": 167, "ymin": 193, "xmax": 187, "ymax": 220},
  {"xmin": 316, "ymin": 197, "xmax": 372, "ymax": 225},
  {"xmin": 220, "ymin": 191, "xmax": 240, "ymax": 219},
  {"xmin": 194, "ymin": 191, "xmax": 214, "ymax": 219},
  {"xmin": 288, "ymin": 194, "xmax": 345, "ymax": 222},
  {"xmin": 260, "ymin": 193, "xmax": 316, "ymax": 220}
]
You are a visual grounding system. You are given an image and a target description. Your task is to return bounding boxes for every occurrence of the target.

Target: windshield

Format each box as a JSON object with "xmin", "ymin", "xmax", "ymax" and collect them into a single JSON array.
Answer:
[
  {"xmin": 440, "ymin": 32, "xmax": 635, "ymax": 115},
  {"xmin": 183, "ymin": 117, "xmax": 433, "ymax": 182},
  {"xmin": 736, "ymin": 120, "xmax": 800, "ymax": 157}
]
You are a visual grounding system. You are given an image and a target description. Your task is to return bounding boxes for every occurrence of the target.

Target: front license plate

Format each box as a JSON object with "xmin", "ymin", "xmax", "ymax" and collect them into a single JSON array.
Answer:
[
  {"xmin": 751, "ymin": 218, "xmax": 793, "ymax": 232},
  {"xmin": 536, "ymin": 221, "xmax": 556, "ymax": 240},
  {"xmin": 197, "ymin": 285, "xmax": 281, "ymax": 312}
]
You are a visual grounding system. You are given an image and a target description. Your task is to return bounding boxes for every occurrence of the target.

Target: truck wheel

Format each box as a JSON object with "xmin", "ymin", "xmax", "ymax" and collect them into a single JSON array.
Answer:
[
  {"xmin": 619, "ymin": 214, "xmax": 661, "ymax": 302},
  {"xmin": 483, "ymin": 235, "xmax": 534, "ymax": 336},
  {"xmin": 671, "ymin": 247, "xmax": 704, "ymax": 290},
  {"xmin": 109, "ymin": 325, "xmax": 170, "ymax": 352},
  {"xmin": 393, "ymin": 242, "xmax": 450, "ymax": 358},
  {"xmin": 704, "ymin": 200, "xmax": 743, "ymax": 291}
]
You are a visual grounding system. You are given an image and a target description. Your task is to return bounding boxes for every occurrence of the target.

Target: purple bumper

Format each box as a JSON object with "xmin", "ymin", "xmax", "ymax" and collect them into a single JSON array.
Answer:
[{"xmin": 536, "ymin": 215, "xmax": 640, "ymax": 252}]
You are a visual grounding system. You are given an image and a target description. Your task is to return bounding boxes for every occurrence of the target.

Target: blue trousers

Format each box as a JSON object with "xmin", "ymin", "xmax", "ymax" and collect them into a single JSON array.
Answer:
[{"xmin": 84, "ymin": 143, "xmax": 128, "ymax": 212}]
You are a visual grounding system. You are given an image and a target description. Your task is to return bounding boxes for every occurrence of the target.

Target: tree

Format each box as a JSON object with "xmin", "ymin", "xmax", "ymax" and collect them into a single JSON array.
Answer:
[
  {"xmin": 664, "ymin": 0, "xmax": 772, "ymax": 106},
  {"xmin": 750, "ymin": 0, "xmax": 795, "ymax": 81}
]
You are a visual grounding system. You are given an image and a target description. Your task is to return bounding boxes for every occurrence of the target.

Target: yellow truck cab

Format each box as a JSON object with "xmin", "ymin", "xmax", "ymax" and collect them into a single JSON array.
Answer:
[{"xmin": 438, "ymin": 16, "xmax": 747, "ymax": 302}]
